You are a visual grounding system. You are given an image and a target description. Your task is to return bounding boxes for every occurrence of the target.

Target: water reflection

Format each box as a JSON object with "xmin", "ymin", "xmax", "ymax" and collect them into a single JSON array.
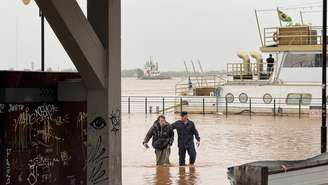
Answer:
[
  {"xmin": 177, "ymin": 166, "xmax": 198, "ymax": 185},
  {"xmin": 124, "ymin": 114, "xmax": 321, "ymax": 185},
  {"xmin": 154, "ymin": 166, "xmax": 172, "ymax": 185},
  {"xmin": 150, "ymin": 166, "xmax": 199, "ymax": 185}
]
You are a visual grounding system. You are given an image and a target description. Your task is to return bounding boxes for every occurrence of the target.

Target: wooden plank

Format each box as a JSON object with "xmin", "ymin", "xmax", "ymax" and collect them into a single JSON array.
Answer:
[
  {"xmin": 279, "ymin": 26, "xmax": 310, "ymax": 45},
  {"xmin": 260, "ymin": 45, "xmax": 323, "ymax": 53}
]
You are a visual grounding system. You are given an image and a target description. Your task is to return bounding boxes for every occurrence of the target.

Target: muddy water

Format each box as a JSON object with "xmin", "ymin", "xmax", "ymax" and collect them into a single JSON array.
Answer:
[
  {"xmin": 122, "ymin": 78, "xmax": 321, "ymax": 184},
  {"xmin": 122, "ymin": 113, "xmax": 321, "ymax": 185},
  {"xmin": 122, "ymin": 78, "xmax": 181, "ymax": 96}
]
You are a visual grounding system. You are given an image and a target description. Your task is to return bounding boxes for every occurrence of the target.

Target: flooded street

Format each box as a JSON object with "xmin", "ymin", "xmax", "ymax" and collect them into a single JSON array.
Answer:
[
  {"xmin": 122, "ymin": 113, "xmax": 322, "ymax": 184},
  {"xmin": 122, "ymin": 78, "xmax": 323, "ymax": 184}
]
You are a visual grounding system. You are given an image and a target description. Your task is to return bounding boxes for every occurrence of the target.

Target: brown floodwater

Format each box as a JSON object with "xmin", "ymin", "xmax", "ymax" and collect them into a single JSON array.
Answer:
[
  {"xmin": 121, "ymin": 78, "xmax": 322, "ymax": 184},
  {"xmin": 122, "ymin": 113, "xmax": 322, "ymax": 185}
]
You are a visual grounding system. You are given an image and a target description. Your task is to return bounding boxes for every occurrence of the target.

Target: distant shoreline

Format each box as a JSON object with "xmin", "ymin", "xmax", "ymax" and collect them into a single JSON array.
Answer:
[{"xmin": 122, "ymin": 68, "xmax": 225, "ymax": 78}]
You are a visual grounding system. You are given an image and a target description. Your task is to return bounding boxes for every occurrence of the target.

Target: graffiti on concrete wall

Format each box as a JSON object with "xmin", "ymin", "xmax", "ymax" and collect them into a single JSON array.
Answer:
[
  {"xmin": 2, "ymin": 102, "xmax": 87, "ymax": 185},
  {"xmin": 27, "ymin": 154, "xmax": 59, "ymax": 185},
  {"xmin": 90, "ymin": 117, "xmax": 107, "ymax": 130},
  {"xmin": 5, "ymin": 148, "xmax": 11, "ymax": 185},
  {"xmin": 110, "ymin": 109, "xmax": 121, "ymax": 134},
  {"xmin": 0, "ymin": 104, "xmax": 5, "ymax": 114},
  {"xmin": 8, "ymin": 104, "xmax": 25, "ymax": 113},
  {"xmin": 87, "ymin": 114, "xmax": 109, "ymax": 184},
  {"xmin": 77, "ymin": 112, "xmax": 87, "ymax": 171},
  {"xmin": 88, "ymin": 136, "xmax": 109, "ymax": 185},
  {"xmin": 32, "ymin": 104, "xmax": 58, "ymax": 123}
]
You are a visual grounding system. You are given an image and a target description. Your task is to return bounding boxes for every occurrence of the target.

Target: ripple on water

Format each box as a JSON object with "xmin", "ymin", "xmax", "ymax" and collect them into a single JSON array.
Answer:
[{"xmin": 123, "ymin": 114, "xmax": 321, "ymax": 185}]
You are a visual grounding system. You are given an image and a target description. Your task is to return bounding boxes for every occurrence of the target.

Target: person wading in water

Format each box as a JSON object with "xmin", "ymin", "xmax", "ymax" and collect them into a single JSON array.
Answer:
[
  {"xmin": 143, "ymin": 115, "xmax": 174, "ymax": 165},
  {"xmin": 172, "ymin": 111, "xmax": 200, "ymax": 166}
]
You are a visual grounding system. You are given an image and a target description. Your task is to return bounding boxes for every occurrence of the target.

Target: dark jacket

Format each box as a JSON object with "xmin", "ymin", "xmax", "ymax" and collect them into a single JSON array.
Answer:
[
  {"xmin": 143, "ymin": 121, "xmax": 174, "ymax": 150},
  {"xmin": 172, "ymin": 120, "xmax": 200, "ymax": 148},
  {"xmin": 266, "ymin": 57, "xmax": 274, "ymax": 67}
]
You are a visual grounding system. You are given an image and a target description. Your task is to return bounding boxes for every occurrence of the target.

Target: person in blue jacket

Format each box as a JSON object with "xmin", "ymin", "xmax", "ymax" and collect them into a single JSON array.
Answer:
[{"xmin": 172, "ymin": 111, "xmax": 200, "ymax": 166}]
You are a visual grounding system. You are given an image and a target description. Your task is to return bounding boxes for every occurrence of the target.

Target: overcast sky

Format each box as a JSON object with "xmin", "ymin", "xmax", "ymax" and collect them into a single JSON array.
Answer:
[{"xmin": 0, "ymin": 0, "xmax": 322, "ymax": 71}]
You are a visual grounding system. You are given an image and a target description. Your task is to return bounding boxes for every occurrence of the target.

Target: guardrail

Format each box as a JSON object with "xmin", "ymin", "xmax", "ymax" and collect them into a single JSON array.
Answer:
[
  {"xmin": 121, "ymin": 96, "xmax": 323, "ymax": 118},
  {"xmin": 174, "ymin": 75, "xmax": 225, "ymax": 96},
  {"xmin": 226, "ymin": 62, "xmax": 274, "ymax": 77}
]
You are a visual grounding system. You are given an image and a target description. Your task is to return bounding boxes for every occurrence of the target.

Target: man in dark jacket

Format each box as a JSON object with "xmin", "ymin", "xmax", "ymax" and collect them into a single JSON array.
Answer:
[
  {"xmin": 266, "ymin": 54, "xmax": 275, "ymax": 74},
  {"xmin": 143, "ymin": 115, "xmax": 174, "ymax": 165},
  {"xmin": 172, "ymin": 112, "xmax": 200, "ymax": 166}
]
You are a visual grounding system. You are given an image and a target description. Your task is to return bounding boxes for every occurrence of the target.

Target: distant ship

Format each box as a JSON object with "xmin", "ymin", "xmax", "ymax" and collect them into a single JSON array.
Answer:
[{"xmin": 138, "ymin": 57, "xmax": 171, "ymax": 80}]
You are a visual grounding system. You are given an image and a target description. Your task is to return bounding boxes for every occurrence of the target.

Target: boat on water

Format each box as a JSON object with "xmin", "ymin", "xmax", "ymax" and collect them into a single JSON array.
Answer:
[
  {"xmin": 224, "ymin": 6, "xmax": 328, "ymax": 185},
  {"xmin": 227, "ymin": 153, "xmax": 328, "ymax": 185},
  {"xmin": 174, "ymin": 7, "xmax": 326, "ymax": 115},
  {"xmin": 138, "ymin": 57, "xmax": 171, "ymax": 80}
]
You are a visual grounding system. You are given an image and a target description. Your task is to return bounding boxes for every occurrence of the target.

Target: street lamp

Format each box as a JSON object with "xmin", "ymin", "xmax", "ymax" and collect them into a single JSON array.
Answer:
[
  {"xmin": 322, "ymin": 0, "xmax": 327, "ymax": 153},
  {"xmin": 22, "ymin": 0, "xmax": 45, "ymax": 71},
  {"xmin": 22, "ymin": 0, "xmax": 31, "ymax": 5}
]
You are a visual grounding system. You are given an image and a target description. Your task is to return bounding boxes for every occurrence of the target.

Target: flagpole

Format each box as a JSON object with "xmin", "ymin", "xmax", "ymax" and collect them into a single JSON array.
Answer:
[
  {"xmin": 321, "ymin": 0, "xmax": 327, "ymax": 154},
  {"xmin": 276, "ymin": 8, "xmax": 282, "ymax": 27},
  {"xmin": 40, "ymin": 10, "xmax": 45, "ymax": 72}
]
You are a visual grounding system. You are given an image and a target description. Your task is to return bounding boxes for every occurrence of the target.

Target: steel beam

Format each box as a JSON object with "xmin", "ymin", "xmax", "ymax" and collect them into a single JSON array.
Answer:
[{"xmin": 35, "ymin": 0, "xmax": 107, "ymax": 89}]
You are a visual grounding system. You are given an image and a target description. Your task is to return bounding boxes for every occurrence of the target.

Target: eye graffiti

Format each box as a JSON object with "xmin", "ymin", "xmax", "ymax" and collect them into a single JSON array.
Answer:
[
  {"xmin": 110, "ymin": 109, "xmax": 121, "ymax": 134},
  {"xmin": 89, "ymin": 110, "xmax": 121, "ymax": 133},
  {"xmin": 90, "ymin": 117, "xmax": 107, "ymax": 130}
]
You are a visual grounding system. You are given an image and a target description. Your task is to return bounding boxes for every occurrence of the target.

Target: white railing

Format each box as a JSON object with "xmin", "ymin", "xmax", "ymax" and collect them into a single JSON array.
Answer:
[
  {"xmin": 174, "ymin": 75, "xmax": 225, "ymax": 96},
  {"xmin": 226, "ymin": 62, "xmax": 274, "ymax": 79}
]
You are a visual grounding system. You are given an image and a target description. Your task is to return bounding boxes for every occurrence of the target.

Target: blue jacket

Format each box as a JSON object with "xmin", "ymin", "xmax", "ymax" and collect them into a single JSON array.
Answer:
[{"xmin": 172, "ymin": 120, "xmax": 200, "ymax": 148}]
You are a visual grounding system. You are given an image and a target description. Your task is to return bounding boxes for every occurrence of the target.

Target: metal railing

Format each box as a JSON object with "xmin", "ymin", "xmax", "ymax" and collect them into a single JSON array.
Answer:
[
  {"xmin": 121, "ymin": 96, "xmax": 323, "ymax": 118},
  {"xmin": 174, "ymin": 75, "xmax": 225, "ymax": 96},
  {"xmin": 226, "ymin": 62, "xmax": 274, "ymax": 78},
  {"xmin": 263, "ymin": 26, "xmax": 323, "ymax": 47}
]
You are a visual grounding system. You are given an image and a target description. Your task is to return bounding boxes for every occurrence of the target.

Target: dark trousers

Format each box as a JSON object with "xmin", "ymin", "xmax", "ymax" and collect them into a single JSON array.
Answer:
[{"xmin": 178, "ymin": 146, "xmax": 196, "ymax": 166}]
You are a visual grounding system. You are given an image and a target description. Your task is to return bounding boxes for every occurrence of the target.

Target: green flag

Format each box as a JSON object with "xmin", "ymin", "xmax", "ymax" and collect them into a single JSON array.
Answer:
[{"xmin": 278, "ymin": 10, "xmax": 293, "ymax": 24}]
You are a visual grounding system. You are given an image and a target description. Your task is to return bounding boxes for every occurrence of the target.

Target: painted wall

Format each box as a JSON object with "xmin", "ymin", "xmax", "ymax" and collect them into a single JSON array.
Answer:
[
  {"xmin": 1, "ymin": 102, "xmax": 87, "ymax": 185},
  {"xmin": 0, "ymin": 71, "xmax": 88, "ymax": 185}
]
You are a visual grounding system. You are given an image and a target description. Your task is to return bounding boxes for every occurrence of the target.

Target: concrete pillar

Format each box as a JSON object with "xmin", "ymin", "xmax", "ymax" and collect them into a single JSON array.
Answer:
[
  {"xmin": 34, "ymin": 0, "xmax": 122, "ymax": 184},
  {"xmin": 0, "ymin": 109, "xmax": 4, "ymax": 184},
  {"xmin": 87, "ymin": 1, "xmax": 122, "ymax": 185}
]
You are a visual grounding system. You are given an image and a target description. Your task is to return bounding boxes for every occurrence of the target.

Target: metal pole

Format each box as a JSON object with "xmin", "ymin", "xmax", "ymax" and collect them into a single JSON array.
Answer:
[
  {"xmin": 162, "ymin": 97, "xmax": 165, "ymax": 114},
  {"xmin": 322, "ymin": 0, "xmax": 327, "ymax": 154},
  {"xmin": 225, "ymin": 99, "xmax": 228, "ymax": 118},
  {"xmin": 249, "ymin": 98, "xmax": 252, "ymax": 118},
  {"xmin": 128, "ymin": 96, "xmax": 131, "ymax": 114},
  {"xmin": 202, "ymin": 98, "xmax": 205, "ymax": 114},
  {"xmin": 300, "ymin": 11, "xmax": 304, "ymax": 25},
  {"xmin": 299, "ymin": 98, "xmax": 302, "ymax": 119},
  {"xmin": 216, "ymin": 96, "xmax": 219, "ymax": 113},
  {"xmin": 198, "ymin": 60, "xmax": 208, "ymax": 86},
  {"xmin": 273, "ymin": 98, "xmax": 276, "ymax": 117},
  {"xmin": 277, "ymin": 8, "xmax": 282, "ymax": 27},
  {"xmin": 40, "ymin": 10, "xmax": 45, "ymax": 71},
  {"xmin": 255, "ymin": 9, "xmax": 264, "ymax": 47},
  {"xmin": 180, "ymin": 97, "xmax": 183, "ymax": 113},
  {"xmin": 191, "ymin": 60, "xmax": 201, "ymax": 87},
  {"xmin": 184, "ymin": 60, "xmax": 190, "ymax": 76},
  {"xmin": 145, "ymin": 97, "xmax": 148, "ymax": 114}
]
